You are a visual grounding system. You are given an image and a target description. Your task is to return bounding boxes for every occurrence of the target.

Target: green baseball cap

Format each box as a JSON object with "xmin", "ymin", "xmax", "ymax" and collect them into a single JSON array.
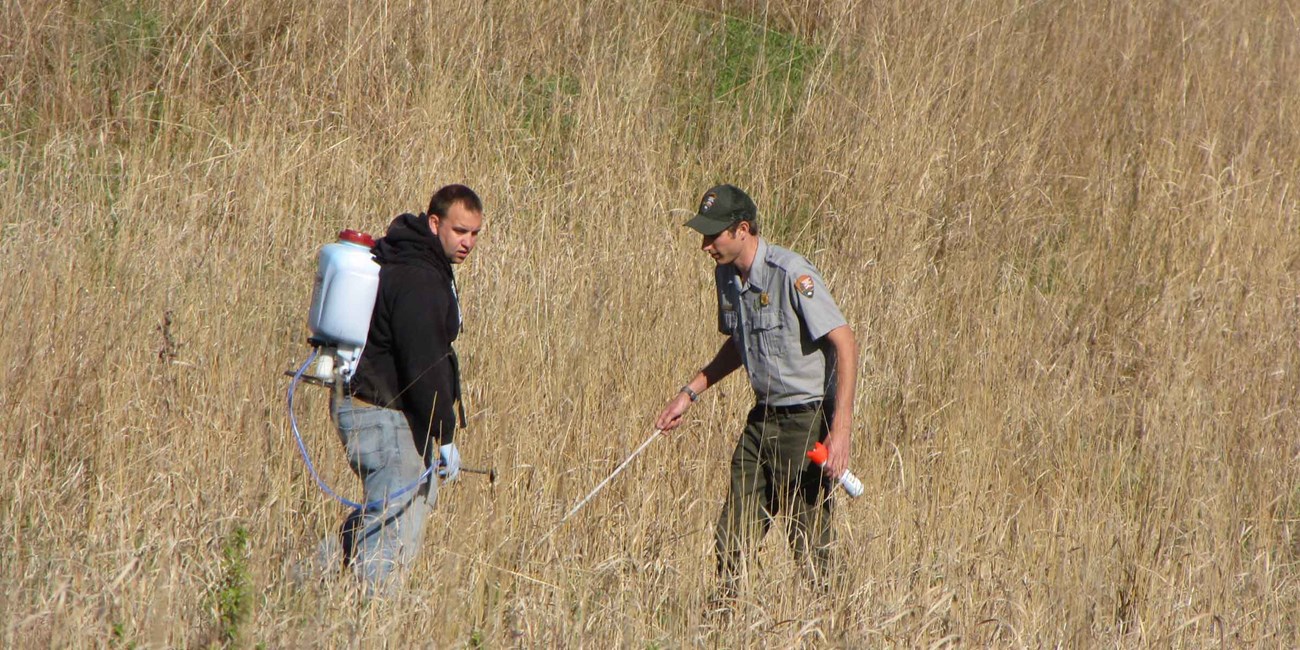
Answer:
[{"xmin": 684, "ymin": 184, "xmax": 757, "ymax": 236}]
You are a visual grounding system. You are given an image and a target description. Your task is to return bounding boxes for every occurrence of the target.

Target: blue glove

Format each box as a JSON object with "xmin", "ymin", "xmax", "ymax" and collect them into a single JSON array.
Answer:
[{"xmin": 438, "ymin": 443, "xmax": 461, "ymax": 482}]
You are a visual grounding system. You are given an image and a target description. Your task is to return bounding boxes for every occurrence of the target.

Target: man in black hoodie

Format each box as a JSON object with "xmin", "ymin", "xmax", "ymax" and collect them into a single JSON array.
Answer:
[{"xmin": 324, "ymin": 184, "xmax": 483, "ymax": 593}]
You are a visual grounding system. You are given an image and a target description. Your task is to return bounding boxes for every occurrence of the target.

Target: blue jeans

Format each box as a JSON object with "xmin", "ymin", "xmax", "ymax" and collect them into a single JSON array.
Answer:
[{"xmin": 321, "ymin": 399, "xmax": 437, "ymax": 594}]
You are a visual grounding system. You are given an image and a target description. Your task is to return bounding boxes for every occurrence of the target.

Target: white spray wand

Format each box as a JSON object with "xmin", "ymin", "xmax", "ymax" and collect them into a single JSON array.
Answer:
[{"xmin": 557, "ymin": 428, "xmax": 661, "ymax": 524}]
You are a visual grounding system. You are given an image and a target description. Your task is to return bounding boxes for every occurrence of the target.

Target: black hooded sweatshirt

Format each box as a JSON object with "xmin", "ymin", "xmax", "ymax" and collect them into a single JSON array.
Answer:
[{"xmin": 348, "ymin": 212, "xmax": 461, "ymax": 459}]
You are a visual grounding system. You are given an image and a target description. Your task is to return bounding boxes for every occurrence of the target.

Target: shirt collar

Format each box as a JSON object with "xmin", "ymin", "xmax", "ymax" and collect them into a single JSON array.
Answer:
[{"xmin": 745, "ymin": 237, "xmax": 770, "ymax": 291}]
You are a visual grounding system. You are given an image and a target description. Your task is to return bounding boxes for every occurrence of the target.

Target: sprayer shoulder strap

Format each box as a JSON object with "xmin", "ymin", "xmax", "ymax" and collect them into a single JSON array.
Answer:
[{"xmin": 450, "ymin": 348, "xmax": 466, "ymax": 429}]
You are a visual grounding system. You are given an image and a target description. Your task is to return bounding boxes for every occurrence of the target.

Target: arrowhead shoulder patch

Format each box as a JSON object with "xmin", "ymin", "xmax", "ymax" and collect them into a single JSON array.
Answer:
[{"xmin": 795, "ymin": 275, "xmax": 815, "ymax": 298}]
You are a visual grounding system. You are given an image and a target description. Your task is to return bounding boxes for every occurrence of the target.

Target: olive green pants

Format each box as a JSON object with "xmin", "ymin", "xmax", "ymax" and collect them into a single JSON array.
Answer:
[{"xmin": 715, "ymin": 404, "xmax": 835, "ymax": 595}]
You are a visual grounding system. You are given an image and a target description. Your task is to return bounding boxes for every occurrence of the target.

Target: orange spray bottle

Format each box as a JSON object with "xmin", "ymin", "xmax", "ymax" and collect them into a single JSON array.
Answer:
[{"xmin": 807, "ymin": 442, "xmax": 864, "ymax": 498}]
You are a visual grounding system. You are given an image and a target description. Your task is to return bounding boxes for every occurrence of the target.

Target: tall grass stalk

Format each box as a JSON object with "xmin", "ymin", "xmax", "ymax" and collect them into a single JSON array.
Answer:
[{"xmin": 2, "ymin": 0, "xmax": 1297, "ymax": 645}]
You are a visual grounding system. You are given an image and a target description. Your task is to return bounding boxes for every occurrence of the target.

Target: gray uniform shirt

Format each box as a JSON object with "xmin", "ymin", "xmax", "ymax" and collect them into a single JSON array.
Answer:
[{"xmin": 716, "ymin": 238, "xmax": 847, "ymax": 407}]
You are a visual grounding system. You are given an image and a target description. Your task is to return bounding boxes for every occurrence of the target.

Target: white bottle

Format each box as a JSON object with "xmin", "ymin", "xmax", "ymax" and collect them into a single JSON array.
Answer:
[
  {"xmin": 806, "ymin": 442, "xmax": 864, "ymax": 498},
  {"xmin": 307, "ymin": 229, "xmax": 380, "ymax": 379}
]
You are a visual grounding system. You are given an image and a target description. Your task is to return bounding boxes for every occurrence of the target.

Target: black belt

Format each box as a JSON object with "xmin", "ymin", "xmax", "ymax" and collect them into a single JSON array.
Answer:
[{"xmin": 755, "ymin": 400, "xmax": 823, "ymax": 416}]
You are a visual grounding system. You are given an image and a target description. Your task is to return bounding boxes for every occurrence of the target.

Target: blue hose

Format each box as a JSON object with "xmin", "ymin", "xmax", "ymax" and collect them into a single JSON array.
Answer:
[{"xmin": 287, "ymin": 348, "xmax": 436, "ymax": 512}]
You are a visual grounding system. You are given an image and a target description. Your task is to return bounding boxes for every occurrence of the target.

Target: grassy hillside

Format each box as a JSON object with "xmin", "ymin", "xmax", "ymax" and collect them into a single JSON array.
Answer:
[{"xmin": 2, "ymin": 0, "xmax": 1297, "ymax": 646}]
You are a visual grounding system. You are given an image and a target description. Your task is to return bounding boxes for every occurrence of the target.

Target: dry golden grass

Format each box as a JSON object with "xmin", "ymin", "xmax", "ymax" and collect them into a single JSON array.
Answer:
[{"xmin": 2, "ymin": 0, "xmax": 1298, "ymax": 646}]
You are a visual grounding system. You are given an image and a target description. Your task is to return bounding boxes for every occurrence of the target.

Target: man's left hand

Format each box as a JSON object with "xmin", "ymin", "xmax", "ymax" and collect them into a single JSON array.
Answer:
[{"xmin": 438, "ymin": 442, "xmax": 461, "ymax": 482}]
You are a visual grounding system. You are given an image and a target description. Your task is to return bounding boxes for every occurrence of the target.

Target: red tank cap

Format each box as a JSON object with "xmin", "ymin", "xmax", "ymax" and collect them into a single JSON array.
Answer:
[{"xmin": 338, "ymin": 229, "xmax": 376, "ymax": 247}]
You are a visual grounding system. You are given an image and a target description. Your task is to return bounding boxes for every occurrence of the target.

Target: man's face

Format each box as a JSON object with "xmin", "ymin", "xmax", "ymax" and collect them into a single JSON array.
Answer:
[
  {"xmin": 430, "ymin": 202, "xmax": 483, "ymax": 264},
  {"xmin": 701, "ymin": 223, "xmax": 747, "ymax": 265}
]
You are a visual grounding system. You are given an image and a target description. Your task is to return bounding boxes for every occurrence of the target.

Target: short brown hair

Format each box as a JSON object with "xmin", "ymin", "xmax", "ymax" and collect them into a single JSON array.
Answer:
[
  {"xmin": 428, "ymin": 184, "xmax": 482, "ymax": 218},
  {"xmin": 727, "ymin": 218, "xmax": 759, "ymax": 237}
]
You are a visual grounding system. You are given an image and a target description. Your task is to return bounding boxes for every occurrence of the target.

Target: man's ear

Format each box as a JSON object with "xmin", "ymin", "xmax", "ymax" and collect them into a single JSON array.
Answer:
[{"xmin": 427, "ymin": 213, "xmax": 440, "ymax": 234}]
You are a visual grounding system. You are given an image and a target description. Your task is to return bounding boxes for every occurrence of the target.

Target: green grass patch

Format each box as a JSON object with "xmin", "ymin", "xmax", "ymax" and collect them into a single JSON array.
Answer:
[
  {"xmin": 83, "ymin": 0, "xmax": 164, "ymax": 86},
  {"xmin": 205, "ymin": 525, "xmax": 252, "ymax": 647},
  {"xmin": 710, "ymin": 15, "xmax": 818, "ymax": 114},
  {"xmin": 518, "ymin": 72, "xmax": 581, "ymax": 135},
  {"xmin": 109, "ymin": 620, "xmax": 135, "ymax": 649},
  {"xmin": 669, "ymin": 13, "xmax": 822, "ymax": 160},
  {"xmin": 87, "ymin": 0, "xmax": 168, "ymax": 139},
  {"xmin": 93, "ymin": 0, "xmax": 164, "ymax": 67}
]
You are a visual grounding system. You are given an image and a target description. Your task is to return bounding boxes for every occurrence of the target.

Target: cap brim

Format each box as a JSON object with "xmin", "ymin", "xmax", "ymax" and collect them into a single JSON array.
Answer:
[{"xmin": 684, "ymin": 214, "xmax": 731, "ymax": 236}]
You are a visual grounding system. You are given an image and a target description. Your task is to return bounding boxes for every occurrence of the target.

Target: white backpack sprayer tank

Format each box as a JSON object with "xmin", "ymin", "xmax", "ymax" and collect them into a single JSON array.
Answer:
[
  {"xmin": 305, "ymin": 229, "xmax": 380, "ymax": 383},
  {"xmin": 286, "ymin": 227, "xmax": 441, "ymax": 510}
]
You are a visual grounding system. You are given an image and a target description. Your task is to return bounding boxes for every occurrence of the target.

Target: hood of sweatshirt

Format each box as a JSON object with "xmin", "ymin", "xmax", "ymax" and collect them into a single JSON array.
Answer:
[{"xmin": 372, "ymin": 212, "xmax": 454, "ymax": 279}]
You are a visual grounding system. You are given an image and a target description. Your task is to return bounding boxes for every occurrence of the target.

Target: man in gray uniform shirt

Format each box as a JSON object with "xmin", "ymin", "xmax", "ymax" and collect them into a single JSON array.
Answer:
[{"xmin": 656, "ymin": 184, "xmax": 859, "ymax": 600}]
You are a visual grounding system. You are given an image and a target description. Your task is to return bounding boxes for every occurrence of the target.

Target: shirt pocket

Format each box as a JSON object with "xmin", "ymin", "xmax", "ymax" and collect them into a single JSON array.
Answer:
[
  {"xmin": 748, "ymin": 309, "xmax": 786, "ymax": 356},
  {"xmin": 721, "ymin": 310, "xmax": 739, "ymax": 334}
]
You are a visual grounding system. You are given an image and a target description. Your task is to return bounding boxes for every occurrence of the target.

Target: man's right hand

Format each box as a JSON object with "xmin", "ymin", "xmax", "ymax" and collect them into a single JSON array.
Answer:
[{"xmin": 655, "ymin": 392, "xmax": 693, "ymax": 432}]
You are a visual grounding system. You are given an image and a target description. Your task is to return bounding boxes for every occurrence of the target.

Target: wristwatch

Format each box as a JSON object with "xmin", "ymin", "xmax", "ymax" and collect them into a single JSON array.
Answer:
[{"xmin": 679, "ymin": 385, "xmax": 700, "ymax": 402}]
